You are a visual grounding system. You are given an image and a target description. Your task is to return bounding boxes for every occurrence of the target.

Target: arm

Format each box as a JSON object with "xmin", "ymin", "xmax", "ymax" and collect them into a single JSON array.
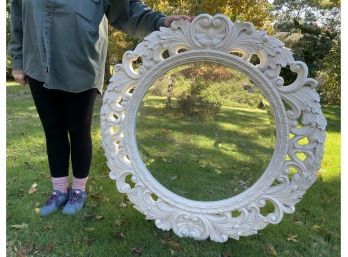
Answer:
[
  {"xmin": 8, "ymin": 0, "xmax": 27, "ymax": 84},
  {"xmin": 8, "ymin": 0, "xmax": 23, "ymax": 71},
  {"xmin": 106, "ymin": 0, "xmax": 166, "ymax": 39}
]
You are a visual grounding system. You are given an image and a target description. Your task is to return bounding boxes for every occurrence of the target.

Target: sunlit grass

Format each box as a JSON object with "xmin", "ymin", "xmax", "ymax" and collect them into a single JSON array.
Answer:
[
  {"xmin": 6, "ymin": 83, "xmax": 340, "ymax": 257},
  {"xmin": 320, "ymin": 132, "xmax": 340, "ymax": 180},
  {"xmin": 137, "ymin": 96, "xmax": 275, "ymax": 200}
]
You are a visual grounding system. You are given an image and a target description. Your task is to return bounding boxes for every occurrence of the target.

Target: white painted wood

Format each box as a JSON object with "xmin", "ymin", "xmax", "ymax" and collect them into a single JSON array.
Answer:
[{"xmin": 100, "ymin": 14, "xmax": 327, "ymax": 242}]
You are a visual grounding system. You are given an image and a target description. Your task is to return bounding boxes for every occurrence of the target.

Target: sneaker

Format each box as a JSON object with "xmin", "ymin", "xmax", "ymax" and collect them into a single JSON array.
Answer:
[
  {"xmin": 39, "ymin": 190, "xmax": 69, "ymax": 216},
  {"xmin": 62, "ymin": 189, "xmax": 87, "ymax": 215}
]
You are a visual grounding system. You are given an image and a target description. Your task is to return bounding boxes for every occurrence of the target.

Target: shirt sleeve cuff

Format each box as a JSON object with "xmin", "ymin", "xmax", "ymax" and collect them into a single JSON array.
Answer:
[
  {"xmin": 12, "ymin": 59, "xmax": 23, "ymax": 71},
  {"xmin": 156, "ymin": 16, "xmax": 167, "ymax": 30}
]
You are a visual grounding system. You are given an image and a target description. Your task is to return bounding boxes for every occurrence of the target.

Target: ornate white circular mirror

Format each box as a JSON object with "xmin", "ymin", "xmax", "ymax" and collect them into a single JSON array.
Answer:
[
  {"xmin": 136, "ymin": 61, "xmax": 277, "ymax": 201},
  {"xmin": 101, "ymin": 14, "xmax": 327, "ymax": 242}
]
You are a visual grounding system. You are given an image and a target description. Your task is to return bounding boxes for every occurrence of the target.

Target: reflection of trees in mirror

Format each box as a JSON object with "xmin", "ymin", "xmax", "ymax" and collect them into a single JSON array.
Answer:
[
  {"xmin": 136, "ymin": 63, "xmax": 276, "ymax": 201},
  {"xmin": 151, "ymin": 62, "xmax": 269, "ymax": 121}
]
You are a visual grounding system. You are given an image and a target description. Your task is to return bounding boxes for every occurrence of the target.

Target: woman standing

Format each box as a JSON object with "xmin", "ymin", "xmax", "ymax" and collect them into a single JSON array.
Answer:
[{"xmin": 8, "ymin": 0, "xmax": 192, "ymax": 216}]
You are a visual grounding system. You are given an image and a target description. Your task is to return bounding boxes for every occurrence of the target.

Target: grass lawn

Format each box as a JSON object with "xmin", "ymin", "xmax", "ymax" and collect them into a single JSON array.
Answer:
[
  {"xmin": 137, "ymin": 96, "xmax": 275, "ymax": 201},
  {"xmin": 6, "ymin": 82, "xmax": 340, "ymax": 257}
]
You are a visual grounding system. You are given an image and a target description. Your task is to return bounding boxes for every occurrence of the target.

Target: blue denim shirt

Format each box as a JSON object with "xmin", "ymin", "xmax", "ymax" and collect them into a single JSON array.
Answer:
[{"xmin": 8, "ymin": 0, "xmax": 166, "ymax": 93}]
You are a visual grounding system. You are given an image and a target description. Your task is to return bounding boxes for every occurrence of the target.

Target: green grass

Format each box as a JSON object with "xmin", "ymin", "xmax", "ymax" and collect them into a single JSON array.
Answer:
[
  {"xmin": 6, "ymin": 83, "xmax": 340, "ymax": 257},
  {"xmin": 137, "ymin": 96, "xmax": 275, "ymax": 201}
]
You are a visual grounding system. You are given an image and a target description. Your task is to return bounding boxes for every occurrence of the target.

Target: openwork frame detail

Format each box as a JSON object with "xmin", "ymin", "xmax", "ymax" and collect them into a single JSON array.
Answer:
[{"xmin": 101, "ymin": 14, "xmax": 327, "ymax": 243}]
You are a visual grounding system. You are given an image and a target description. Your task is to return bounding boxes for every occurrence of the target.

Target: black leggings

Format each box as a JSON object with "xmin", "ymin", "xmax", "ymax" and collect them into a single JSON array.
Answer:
[{"xmin": 28, "ymin": 76, "xmax": 98, "ymax": 178}]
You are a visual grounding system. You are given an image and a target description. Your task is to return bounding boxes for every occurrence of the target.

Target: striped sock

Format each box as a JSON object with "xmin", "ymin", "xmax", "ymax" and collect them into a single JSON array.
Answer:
[
  {"xmin": 72, "ymin": 176, "xmax": 88, "ymax": 192},
  {"xmin": 52, "ymin": 176, "xmax": 68, "ymax": 194}
]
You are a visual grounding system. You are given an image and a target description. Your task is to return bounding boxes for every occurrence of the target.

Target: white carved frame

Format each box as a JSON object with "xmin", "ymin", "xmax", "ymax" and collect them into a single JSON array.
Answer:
[{"xmin": 100, "ymin": 14, "xmax": 327, "ymax": 242}]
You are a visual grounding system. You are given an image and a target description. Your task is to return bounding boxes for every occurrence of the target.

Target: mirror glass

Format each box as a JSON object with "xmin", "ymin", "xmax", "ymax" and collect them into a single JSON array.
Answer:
[{"xmin": 136, "ymin": 62, "xmax": 276, "ymax": 201}]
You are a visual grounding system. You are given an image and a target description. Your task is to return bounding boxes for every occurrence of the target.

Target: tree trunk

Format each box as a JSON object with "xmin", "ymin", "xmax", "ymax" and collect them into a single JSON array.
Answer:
[{"xmin": 165, "ymin": 74, "xmax": 177, "ymax": 109}]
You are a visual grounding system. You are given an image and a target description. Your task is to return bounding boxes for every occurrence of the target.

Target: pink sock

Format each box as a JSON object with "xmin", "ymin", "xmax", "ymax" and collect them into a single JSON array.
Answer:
[
  {"xmin": 52, "ymin": 176, "xmax": 68, "ymax": 193},
  {"xmin": 72, "ymin": 176, "xmax": 88, "ymax": 192}
]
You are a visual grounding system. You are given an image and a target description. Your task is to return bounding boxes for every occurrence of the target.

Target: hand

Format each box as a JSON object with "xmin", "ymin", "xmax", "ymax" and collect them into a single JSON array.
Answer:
[
  {"xmin": 12, "ymin": 70, "xmax": 27, "ymax": 85},
  {"xmin": 163, "ymin": 15, "xmax": 195, "ymax": 27}
]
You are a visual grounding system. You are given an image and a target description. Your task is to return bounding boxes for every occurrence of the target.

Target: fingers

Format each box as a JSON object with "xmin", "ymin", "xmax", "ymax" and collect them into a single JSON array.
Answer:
[
  {"xmin": 178, "ymin": 15, "xmax": 190, "ymax": 20},
  {"xmin": 173, "ymin": 15, "xmax": 194, "ymax": 22},
  {"xmin": 15, "ymin": 76, "xmax": 26, "ymax": 85},
  {"xmin": 164, "ymin": 15, "xmax": 196, "ymax": 27},
  {"xmin": 12, "ymin": 70, "xmax": 27, "ymax": 85},
  {"xmin": 18, "ymin": 77, "xmax": 27, "ymax": 85}
]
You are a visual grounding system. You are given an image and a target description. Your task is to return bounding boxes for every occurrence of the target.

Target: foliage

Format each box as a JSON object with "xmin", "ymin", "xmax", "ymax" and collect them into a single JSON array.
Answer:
[
  {"xmin": 273, "ymin": 0, "xmax": 340, "ymax": 11},
  {"xmin": 105, "ymin": 0, "xmax": 274, "ymax": 68},
  {"xmin": 104, "ymin": 26, "xmax": 139, "ymax": 83},
  {"xmin": 273, "ymin": 0, "xmax": 340, "ymax": 104},
  {"xmin": 147, "ymin": 63, "xmax": 268, "ymax": 120},
  {"xmin": 6, "ymin": 0, "xmax": 13, "ymax": 79},
  {"xmin": 6, "ymin": 0, "xmax": 340, "ymax": 105},
  {"xmin": 6, "ymin": 0, "xmax": 11, "ymax": 43},
  {"xmin": 149, "ymin": 76, "xmax": 190, "ymax": 98},
  {"xmin": 145, "ymin": 0, "xmax": 274, "ymax": 33},
  {"xmin": 215, "ymin": 81, "xmax": 266, "ymax": 108},
  {"xmin": 7, "ymin": 55, "xmax": 14, "ymax": 81},
  {"xmin": 180, "ymin": 64, "xmax": 234, "ymax": 82},
  {"xmin": 317, "ymin": 38, "xmax": 341, "ymax": 104},
  {"xmin": 148, "ymin": 62, "xmax": 268, "ymax": 121},
  {"xmin": 176, "ymin": 79, "xmax": 223, "ymax": 120}
]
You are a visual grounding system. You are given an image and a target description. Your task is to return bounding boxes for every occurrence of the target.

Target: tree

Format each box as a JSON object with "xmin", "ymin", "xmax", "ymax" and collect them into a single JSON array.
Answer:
[
  {"xmin": 272, "ymin": 0, "xmax": 340, "ymax": 104},
  {"xmin": 104, "ymin": 26, "xmax": 139, "ymax": 84},
  {"xmin": 145, "ymin": 0, "xmax": 274, "ymax": 32},
  {"xmin": 106, "ymin": 0, "xmax": 275, "ymax": 73},
  {"xmin": 317, "ymin": 38, "xmax": 340, "ymax": 104},
  {"xmin": 6, "ymin": 0, "xmax": 13, "ymax": 80}
]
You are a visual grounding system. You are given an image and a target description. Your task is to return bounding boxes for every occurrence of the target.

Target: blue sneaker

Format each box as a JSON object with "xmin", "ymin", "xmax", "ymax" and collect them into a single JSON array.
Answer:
[
  {"xmin": 62, "ymin": 189, "xmax": 87, "ymax": 215},
  {"xmin": 39, "ymin": 190, "xmax": 69, "ymax": 216}
]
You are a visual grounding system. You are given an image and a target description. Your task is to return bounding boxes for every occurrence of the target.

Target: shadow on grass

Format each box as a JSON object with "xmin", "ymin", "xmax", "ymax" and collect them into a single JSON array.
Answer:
[
  {"xmin": 136, "ymin": 102, "xmax": 276, "ymax": 201},
  {"xmin": 322, "ymin": 105, "xmax": 340, "ymax": 133},
  {"xmin": 6, "ymin": 84, "xmax": 341, "ymax": 257},
  {"xmin": 6, "ymin": 173, "xmax": 340, "ymax": 257}
]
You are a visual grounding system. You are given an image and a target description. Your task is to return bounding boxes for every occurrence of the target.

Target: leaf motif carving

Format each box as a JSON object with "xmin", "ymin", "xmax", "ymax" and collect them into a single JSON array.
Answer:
[{"xmin": 100, "ymin": 14, "xmax": 326, "ymax": 243}]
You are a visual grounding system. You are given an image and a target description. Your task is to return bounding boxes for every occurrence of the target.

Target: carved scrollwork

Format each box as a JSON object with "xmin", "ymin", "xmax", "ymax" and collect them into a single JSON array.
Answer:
[{"xmin": 101, "ymin": 14, "xmax": 326, "ymax": 242}]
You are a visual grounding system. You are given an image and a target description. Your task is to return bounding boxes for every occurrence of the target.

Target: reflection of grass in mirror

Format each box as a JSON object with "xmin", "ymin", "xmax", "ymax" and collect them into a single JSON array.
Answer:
[{"xmin": 136, "ymin": 96, "xmax": 275, "ymax": 201}]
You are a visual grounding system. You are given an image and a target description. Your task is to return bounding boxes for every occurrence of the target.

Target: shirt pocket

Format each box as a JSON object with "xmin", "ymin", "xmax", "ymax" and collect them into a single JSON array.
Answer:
[{"xmin": 68, "ymin": 0, "xmax": 101, "ymax": 22}]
